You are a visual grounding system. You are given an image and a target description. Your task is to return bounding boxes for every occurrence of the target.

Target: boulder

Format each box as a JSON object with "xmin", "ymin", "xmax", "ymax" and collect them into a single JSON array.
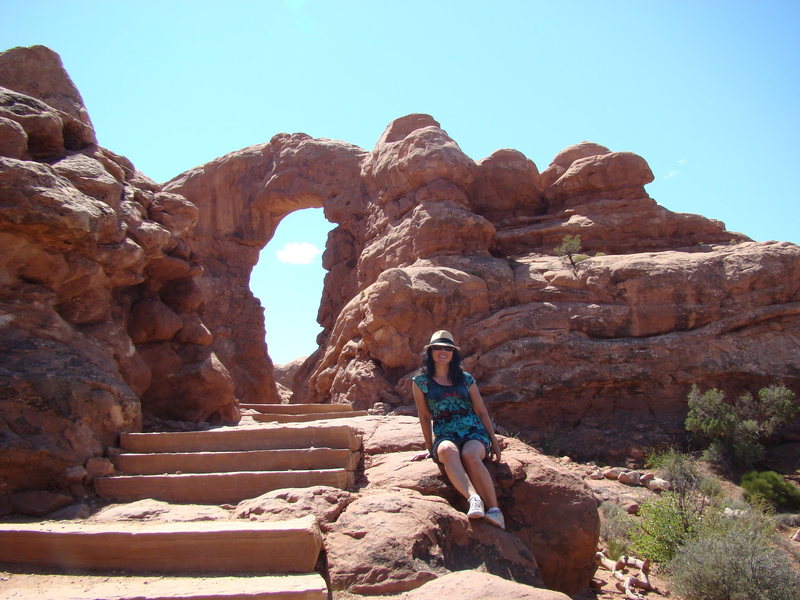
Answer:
[
  {"xmin": 325, "ymin": 489, "xmax": 543, "ymax": 595},
  {"xmin": 233, "ymin": 485, "xmax": 353, "ymax": 532},
  {"xmin": 385, "ymin": 571, "xmax": 571, "ymax": 600},
  {"xmin": 346, "ymin": 416, "xmax": 599, "ymax": 596}
]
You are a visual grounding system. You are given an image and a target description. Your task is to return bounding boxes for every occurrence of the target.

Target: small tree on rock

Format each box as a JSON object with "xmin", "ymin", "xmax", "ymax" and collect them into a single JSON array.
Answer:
[
  {"xmin": 685, "ymin": 384, "xmax": 798, "ymax": 471},
  {"xmin": 555, "ymin": 233, "xmax": 583, "ymax": 271}
]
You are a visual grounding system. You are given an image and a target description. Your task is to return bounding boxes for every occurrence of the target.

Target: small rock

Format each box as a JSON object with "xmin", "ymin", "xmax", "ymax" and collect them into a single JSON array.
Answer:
[
  {"xmin": 646, "ymin": 477, "xmax": 670, "ymax": 492},
  {"xmin": 603, "ymin": 467, "xmax": 625, "ymax": 480},
  {"xmin": 11, "ymin": 490, "xmax": 73, "ymax": 517},
  {"xmin": 368, "ymin": 402, "xmax": 392, "ymax": 415},
  {"xmin": 68, "ymin": 483, "xmax": 88, "ymax": 499},
  {"xmin": 61, "ymin": 465, "xmax": 88, "ymax": 484},
  {"xmin": 85, "ymin": 457, "xmax": 115, "ymax": 479},
  {"xmin": 617, "ymin": 471, "xmax": 642, "ymax": 486},
  {"xmin": 623, "ymin": 501, "xmax": 640, "ymax": 515},
  {"xmin": 792, "ymin": 529, "xmax": 799, "ymax": 542},
  {"xmin": 47, "ymin": 502, "xmax": 91, "ymax": 520}
]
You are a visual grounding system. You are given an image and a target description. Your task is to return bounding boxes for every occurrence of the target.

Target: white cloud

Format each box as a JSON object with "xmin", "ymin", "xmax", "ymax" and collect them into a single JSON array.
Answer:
[
  {"xmin": 665, "ymin": 170, "xmax": 681, "ymax": 179},
  {"xmin": 678, "ymin": 158, "xmax": 688, "ymax": 166},
  {"xmin": 276, "ymin": 242, "xmax": 322, "ymax": 264}
]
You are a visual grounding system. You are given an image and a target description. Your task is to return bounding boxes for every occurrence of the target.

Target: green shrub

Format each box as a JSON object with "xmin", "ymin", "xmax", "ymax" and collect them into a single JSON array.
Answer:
[
  {"xmin": 646, "ymin": 449, "xmax": 701, "ymax": 494},
  {"xmin": 599, "ymin": 501, "xmax": 635, "ymax": 559},
  {"xmin": 644, "ymin": 449, "xmax": 715, "ymax": 534},
  {"xmin": 741, "ymin": 470, "xmax": 800, "ymax": 511},
  {"xmin": 667, "ymin": 505, "xmax": 800, "ymax": 600},
  {"xmin": 554, "ymin": 234, "xmax": 583, "ymax": 271},
  {"xmin": 630, "ymin": 492, "xmax": 701, "ymax": 563},
  {"xmin": 685, "ymin": 384, "xmax": 798, "ymax": 470}
]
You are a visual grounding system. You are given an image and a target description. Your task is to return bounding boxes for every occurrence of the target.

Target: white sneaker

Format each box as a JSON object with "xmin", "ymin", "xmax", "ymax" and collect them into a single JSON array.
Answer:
[
  {"xmin": 467, "ymin": 495, "xmax": 485, "ymax": 518},
  {"xmin": 484, "ymin": 507, "xmax": 505, "ymax": 529}
]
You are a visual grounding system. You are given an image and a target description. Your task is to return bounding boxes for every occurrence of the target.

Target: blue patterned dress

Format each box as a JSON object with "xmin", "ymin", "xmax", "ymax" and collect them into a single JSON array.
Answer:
[{"xmin": 412, "ymin": 371, "xmax": 491, "ymax": 459}]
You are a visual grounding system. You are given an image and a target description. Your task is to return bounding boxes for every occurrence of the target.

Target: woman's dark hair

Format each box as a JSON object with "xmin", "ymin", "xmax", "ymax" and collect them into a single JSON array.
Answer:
[{"xmin": 423, "ymin": 347, "xmax": 466, "ymax": 386}]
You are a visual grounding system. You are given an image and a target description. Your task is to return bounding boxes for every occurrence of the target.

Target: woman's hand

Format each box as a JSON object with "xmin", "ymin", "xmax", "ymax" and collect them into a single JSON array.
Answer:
[
  {"xmin": 410, "ymin": 450, "xmax": 431, "ymax": 461},
  {"xmin": 490, "ymin": 437, "xmax": 502, "ymax": 462}
]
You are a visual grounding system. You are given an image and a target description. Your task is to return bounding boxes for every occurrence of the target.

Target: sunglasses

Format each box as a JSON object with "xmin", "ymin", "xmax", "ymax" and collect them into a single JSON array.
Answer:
[{"xmin": 430, "ymin": 345, "xmax": 454, "ymax": 352}]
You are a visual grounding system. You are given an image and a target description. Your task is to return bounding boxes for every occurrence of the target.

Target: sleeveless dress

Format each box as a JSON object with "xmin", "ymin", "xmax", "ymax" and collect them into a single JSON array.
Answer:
[{"xmin": 412, "ymin": 371, "xmax": 491, "ymax": 459}]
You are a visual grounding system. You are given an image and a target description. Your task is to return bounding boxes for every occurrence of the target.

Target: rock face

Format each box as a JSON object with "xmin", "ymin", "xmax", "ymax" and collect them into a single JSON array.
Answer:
[
  {"xmin": 0, "ymin": 46, "xmax": 235, "ymax": 503},
  {"xmin": 167, "ymin": 112, "xmax": 799, "ymax": 461}
]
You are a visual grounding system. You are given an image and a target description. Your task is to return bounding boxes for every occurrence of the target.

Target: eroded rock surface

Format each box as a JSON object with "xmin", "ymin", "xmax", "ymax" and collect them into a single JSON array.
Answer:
[
  {"xmin": 3, "ymin": 44, "xmax": 799, "ymax": 510},
  {"xmin": 165, "ymin": 108, "xmax": 799, "ymax": 463},
  {"xmin": 226, "ymin": 415, "xmax": 596, "ymax": 597},
  {"xmin": 0, "ymin": 45, "xmax": 235, "ymax": 507}
]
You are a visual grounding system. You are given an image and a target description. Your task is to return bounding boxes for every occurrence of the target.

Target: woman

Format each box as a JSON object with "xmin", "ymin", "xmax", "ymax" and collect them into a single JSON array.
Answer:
[{"xmin": 411, "ymin": 330, "xmax": 505, "ymax": 529}]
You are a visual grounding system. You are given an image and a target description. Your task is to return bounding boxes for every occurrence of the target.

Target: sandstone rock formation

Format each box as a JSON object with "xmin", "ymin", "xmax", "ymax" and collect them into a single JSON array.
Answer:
[
  {"xmin": 167, "ymin": 112, "xmax": 799, "ymax": 462},
  {"xmin": 0, "ymin": 45, "xmax": 236, "ymax": 504},
  {"xmin": 3, "ymin": 44, "xmax": 799, "ymax": 507}
]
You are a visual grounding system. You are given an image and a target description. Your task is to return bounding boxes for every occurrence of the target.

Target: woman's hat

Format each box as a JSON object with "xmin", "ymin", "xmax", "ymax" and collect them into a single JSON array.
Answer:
[{"xmin": 424, "ymin": 330, "xmax": 460, "ymax": 350}]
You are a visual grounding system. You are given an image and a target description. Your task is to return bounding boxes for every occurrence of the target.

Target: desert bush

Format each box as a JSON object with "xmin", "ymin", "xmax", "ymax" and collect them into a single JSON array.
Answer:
[
  {"xmin": 647, "ymin": 449, "xmax": 717, "ymax": 525},
  {"xmin": 741, "ymin": 470, "xmax": 800, "ymax": 511},
  {"xmin": 554, "ymin": 233, "xmax": 582, "ymax": 271},
  {"xmin": 646, "ymin": 449, "xmax": 701, "ymax": 494},
  {"xmin": 685, "ymin": 384, "xmax": 798, "ymax": 470},
  {"xmin": 599, "ymin": 501, "xmax": 635, "ymax": 559},
  {"xmin": 667, "ymin": 505, "xmax": 800, "ymax": 600},
  {"xmin": 630, "ymin": 492, "xmax": 701, "ymax": 563}
]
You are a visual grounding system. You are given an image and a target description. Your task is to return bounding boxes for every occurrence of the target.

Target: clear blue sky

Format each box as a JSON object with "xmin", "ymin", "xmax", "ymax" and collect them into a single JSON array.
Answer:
[{"xmin": 3, "ymin": 1, "xmax": 798, "ymax": 364}]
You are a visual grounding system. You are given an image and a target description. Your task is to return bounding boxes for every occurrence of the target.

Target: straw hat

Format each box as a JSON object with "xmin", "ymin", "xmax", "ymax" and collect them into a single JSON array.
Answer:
[{"xmin": 424, "ymin": 330, "xmax": 460, "ymax": 350}]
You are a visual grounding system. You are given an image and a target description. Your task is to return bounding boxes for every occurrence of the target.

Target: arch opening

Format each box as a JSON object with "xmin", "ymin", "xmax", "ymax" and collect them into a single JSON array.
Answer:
[{"xmin": 250, "ymin": 207, "xmax": 335, "ymax": 367}]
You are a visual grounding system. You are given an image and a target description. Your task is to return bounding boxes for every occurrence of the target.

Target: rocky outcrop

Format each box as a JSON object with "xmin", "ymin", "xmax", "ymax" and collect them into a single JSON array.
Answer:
[
  {"xmin": 166, "ymin": 111, "xmax": 799, "ymax": 461},
  {"xmin": 165, "ymin": 134, "xmax": 367, "ymax": 404},
  {"xmin": 228, "ymin": 415, "xmax": 598, "ymax": 597},
  {"xmin": 0, "ymin": 46, "xmax": 235, "ymax": 503}
]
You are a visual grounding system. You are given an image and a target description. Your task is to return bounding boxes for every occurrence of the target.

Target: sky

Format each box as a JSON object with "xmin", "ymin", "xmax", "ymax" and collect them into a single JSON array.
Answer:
[{"xmin": 2, "ymin": 0, "xmax": 799, "ymax": 364}]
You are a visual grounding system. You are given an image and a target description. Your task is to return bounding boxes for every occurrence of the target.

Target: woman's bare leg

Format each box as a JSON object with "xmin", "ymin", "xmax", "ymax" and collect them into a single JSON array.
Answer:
[
  {"xmin": 461, "ymin": 440, "xmax": 499, "ymax": 509},
  {"xmin": 436, "ymin": 441, "xmax": 478, "ymax": 500}
]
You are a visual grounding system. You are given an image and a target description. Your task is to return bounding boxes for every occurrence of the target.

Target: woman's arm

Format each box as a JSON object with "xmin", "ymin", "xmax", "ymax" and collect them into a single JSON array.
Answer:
[
  {"xmin": 412, "ymin": 382, "xmax": 434, "ymax": 456},
  {"xmin": 468, "ymin": 382, "xmax": 502, "ymax": 461}
]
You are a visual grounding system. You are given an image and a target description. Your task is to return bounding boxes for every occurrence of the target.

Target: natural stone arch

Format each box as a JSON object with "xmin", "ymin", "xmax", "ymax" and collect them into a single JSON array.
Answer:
[{"xmin": 165, "ymin": 133, "xmax": 367, "ymax": 404}]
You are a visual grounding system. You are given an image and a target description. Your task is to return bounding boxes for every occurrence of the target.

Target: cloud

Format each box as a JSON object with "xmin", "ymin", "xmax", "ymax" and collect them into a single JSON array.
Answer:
[
  {"xmin": 276, "ymin": 242, "xmax": 322, "ymax": 264},
  {"xmin": 663, "ymin": 158, "xmax": 688, "ymax": 179}
]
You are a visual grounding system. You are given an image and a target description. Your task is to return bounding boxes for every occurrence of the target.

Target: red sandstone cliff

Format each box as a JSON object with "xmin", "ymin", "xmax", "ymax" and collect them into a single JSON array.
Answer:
[
  {"xmin": 0, "ymin": 46, "xmax": 237, "ymax": 502},
  {"xmin": 168, "ymin": 113, "xmax": 799, "ymax": 462}
]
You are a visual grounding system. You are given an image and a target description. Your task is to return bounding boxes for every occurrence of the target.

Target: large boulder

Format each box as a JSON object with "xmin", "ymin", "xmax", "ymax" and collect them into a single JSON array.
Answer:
[
  {"xmin": 385, "ymin": 571, "xmax": 571, "ymax": 600},
  {"xmin": 345, "ymin": 416, "xmax": 599, "ymax": 596}
]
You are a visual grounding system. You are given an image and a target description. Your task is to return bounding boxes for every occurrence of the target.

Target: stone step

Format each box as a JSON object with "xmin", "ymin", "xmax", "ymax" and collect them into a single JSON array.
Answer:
[
  {"xmin": 251, "ymin": 410, "xmax": 368, "ymax": 423},
  {"xmin": 2, "ymin": 572, "xmax": 327, "ymax": 600},
  {"xmin": 120, "ymin": 424, "xmax": 361, "ymax": 454},
  {"xmin": 112, "ymin": 447, "xmax": 359, "ymax": 475},
  {"xmin": 95, "ymin": 469, "xmax": 353, "ymax": 504},
  {"xmin": 0, "ymin": 516, "xmax": 322, "ymax": 574},
  {"xmin": 240, "ymin": 403, "xmax": 355, "ymax": 414}
]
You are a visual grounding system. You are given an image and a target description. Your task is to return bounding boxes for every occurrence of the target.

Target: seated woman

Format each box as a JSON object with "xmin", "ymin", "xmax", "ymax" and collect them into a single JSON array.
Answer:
[{"xmin": 411, "ymin": 330, "xmax": 505, "ymax": 529}]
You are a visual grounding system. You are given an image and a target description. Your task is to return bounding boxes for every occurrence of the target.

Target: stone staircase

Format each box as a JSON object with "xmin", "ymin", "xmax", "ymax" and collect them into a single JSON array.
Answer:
[
  {"xmin": 95, "ymin": 420, "xmax": 361, "ymax": 504},
  {"xmin": 0, "ymin": 404, "xmax": 364, "ymax": 600},
  {"xmin": 242, "ymin": 402, "xmax": 369, "ymax": 423}
]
